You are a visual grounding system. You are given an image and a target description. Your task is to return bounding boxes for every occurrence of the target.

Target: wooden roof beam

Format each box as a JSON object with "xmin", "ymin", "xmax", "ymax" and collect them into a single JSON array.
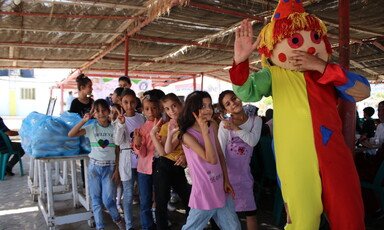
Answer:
[
  {"xmin": 131, "ymin": 35, "xmax": 233, "ymax": 50},
  {"xmin": 188, "ymin": 2, "xmax": 264, "ymax": 22},
  {"xmin": 34, "ymin": 0, "xmax": 146, "ymax": 10}
]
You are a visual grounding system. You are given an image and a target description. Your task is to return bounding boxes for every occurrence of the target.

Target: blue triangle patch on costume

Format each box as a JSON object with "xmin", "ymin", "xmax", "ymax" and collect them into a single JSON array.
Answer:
[{"xmin": 320, "ymin": 125, "xmax": 333, "ymax": 146}]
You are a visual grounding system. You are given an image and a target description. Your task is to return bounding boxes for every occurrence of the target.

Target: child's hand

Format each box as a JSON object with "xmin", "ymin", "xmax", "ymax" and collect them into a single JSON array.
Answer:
[
  {"xmin": 219, "ymin": 114, "xmax": 237, "ymax": 130},
  {"xmin": 112, "ymin": 168, "xmax": 121, "ymax": 185},
  {"xmin": 83, "ymin": 107, "xmax": 95, "ymax": 122},
  {"xmin": 168, "ymin": 118, "xmax": 179, "ymax": 136},
  {"xmin": 224, "ymin": 180, "xmax": 235, "ymax": 200},
  {"xmin": 174, "ymin": 154, "xmax": 186, "ymax": 166},
  {"xmin": 116, "ymin": 107, "xmax": 125, "ymax": 124},
  {"xmin": 150, "ymin": 118, "xmax": 162, "ymax": 137},
  {"xmin": 289, "ymin": 50, "xmax": 327, "ymax": 73},
  {"xmin": 234, "ymin": 19, "xmax": 261, "ymax": 65},
  {"xmin": 134, "ymin": 128, "xmax": 142, "ymax": 147},
  {"xmin": 193, "ymin": 109, "xmax": 209, "ymax": 134}
]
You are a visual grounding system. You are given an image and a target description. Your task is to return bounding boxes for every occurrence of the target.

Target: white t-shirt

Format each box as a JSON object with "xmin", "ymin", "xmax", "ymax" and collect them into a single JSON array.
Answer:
[
  {"xmin": 114, "ymin": 113, "xmax": 145, "ymax": 181},
  {"xmin": 84, "ymin": 123, "xmax": 115, "ymax": 161},
  {"xmin": 218, "ymin": 116, "xmax": 262, "ymax": 158}
]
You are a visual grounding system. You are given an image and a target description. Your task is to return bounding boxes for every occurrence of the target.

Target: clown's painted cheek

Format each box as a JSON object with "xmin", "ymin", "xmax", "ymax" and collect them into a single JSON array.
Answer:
[{"xmin": 278, "ymin": 53, "xmax": 287, "ymax": 62}]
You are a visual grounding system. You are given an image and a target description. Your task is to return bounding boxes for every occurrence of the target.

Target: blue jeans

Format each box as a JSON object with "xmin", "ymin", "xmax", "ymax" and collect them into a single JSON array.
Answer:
[
  {"xmin": 138, "ymin": 172, "xmax": 154, "ymax": 230},
  {"xmin": 88, "ymin": 161, "xmax": 121, "ymax": 229},
  {"xmin": 182, "ymin": 198, "xmax": 241, "ymax": 230},
  {"xmin": 122, "ymin": 179, "xmax": 134, "ymax": 229}
]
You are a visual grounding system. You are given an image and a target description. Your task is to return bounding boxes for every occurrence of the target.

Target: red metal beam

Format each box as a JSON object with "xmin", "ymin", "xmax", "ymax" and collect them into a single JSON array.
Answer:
[
  {"xmin": 86, "ymin": 73, "xmax": 182, "ymax": 81},
  {"xmin": 0, "ymin": 58, "xmax": 87, "ymax": 62},
  {"xmin": 0, "ymin": 11, "xmax": 145, "ymax": 20},
  {"xmin": 131, "ymin": 35, "xmax": 233, "ymax": 50},
  {"xmin": 79, "ymin": 18, "xmax": 152, "ymax": 72},
  {"xmin": 337, "ymin": 0, "xmax": 355, "ymax": 155},
  {"xmin": 0, "ymin": 41, "xmax": 107, "ymax": 47},
  {"xmin": 188, "ymin": 2, "xmax": 264, "ymax": 22}
]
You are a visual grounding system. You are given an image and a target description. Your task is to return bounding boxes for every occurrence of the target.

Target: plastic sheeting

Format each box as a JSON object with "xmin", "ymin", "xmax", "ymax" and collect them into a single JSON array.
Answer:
[{"xmin": 19, "ymin": 111, "xmax": 95, "ymax": 158}]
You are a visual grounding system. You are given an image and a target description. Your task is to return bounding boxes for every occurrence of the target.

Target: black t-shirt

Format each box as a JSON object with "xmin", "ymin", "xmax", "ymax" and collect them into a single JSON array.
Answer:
[
  {"xmin": 0, "ymin": 117, "xmax": 10, "ymax": 151},
  {"xmin": 361, "ymin": 119, "xmax": 376, "ymax": 138},
  {"xmin": 69, "ymin": 98, "xmax": 94, "ymax": 118}
]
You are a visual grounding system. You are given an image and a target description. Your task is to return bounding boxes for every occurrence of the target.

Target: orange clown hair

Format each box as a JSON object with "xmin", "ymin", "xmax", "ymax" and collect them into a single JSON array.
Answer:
[{"xmin": 258, "ymin": 12, "xmax": 332, "ymax": 66}]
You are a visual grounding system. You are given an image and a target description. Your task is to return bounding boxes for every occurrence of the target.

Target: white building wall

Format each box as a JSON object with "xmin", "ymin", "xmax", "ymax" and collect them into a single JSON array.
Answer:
[{"xmin": 0, "ymin": 76, "xmax": 63, "ymax": 117}]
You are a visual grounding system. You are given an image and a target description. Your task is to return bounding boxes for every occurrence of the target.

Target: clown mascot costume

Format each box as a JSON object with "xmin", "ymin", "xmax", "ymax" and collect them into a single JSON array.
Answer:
[{"xmin": 230, "ymin": 1, "xmax": 370, "ymax": 230}]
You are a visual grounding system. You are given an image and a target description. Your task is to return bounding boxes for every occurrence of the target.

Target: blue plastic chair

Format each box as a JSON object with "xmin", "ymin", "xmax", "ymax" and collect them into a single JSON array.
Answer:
[
  {"xmin": 0, "ymin": 130, "xmax": 24, "ymax": 180},
  {"xmin": 361, "ymin": 160, "xmax": 384, "ymax": 210}
]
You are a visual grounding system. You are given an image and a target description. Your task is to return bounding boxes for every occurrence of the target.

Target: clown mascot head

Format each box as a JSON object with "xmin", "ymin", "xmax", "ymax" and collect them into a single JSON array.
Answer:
[{"xmin": 230, "ymin": 0, "xmax": 370, "ymax": 229}]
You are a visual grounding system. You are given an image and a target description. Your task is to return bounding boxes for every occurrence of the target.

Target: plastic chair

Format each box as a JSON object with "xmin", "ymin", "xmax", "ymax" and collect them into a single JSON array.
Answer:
[
  {"xmin": 0, "ymin": 130, "xmax": 24, "ymax": 180},
  {"xmin": 360, "ymin": 160, "xmax": 384, "ymax": 210}
]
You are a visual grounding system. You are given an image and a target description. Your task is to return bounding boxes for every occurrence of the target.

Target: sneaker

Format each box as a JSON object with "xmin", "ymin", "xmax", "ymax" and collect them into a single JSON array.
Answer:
[
  {"xmin": 132, "ymin": 196, "xmax": 139, "ymax": 205},
  {"xmin": 117, "ymin": 205, "xmax": 124, "ymax": 214},
  {"xmin": 115, "ymin": 219, "xmax": 126, "ymax": 230},
  {"xmin": 5, "ymin": 167, "xmax": 15, "ymax": 176},
  {"xmin": 167, "ymin": 202, "xmax": 176, "ymax": 212},
  {"xmin": 151, "ymin": 208, "xmax": 156, "ymax": 224}
]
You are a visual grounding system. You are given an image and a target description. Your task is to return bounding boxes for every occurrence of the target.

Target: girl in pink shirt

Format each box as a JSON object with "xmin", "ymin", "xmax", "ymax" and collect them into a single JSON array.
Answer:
[
  {"xmin": 133, "ymin": 94, "xmax": 161, "ymax": 230},
  {"xmin": 178, "ymin": 91, "xmax": 241, "ymax": 230}
]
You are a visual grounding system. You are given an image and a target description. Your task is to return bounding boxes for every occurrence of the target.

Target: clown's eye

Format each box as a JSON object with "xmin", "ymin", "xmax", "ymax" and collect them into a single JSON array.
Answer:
[
  {"xmin": 311, "ymin": 31, "xmax": 321, "ymax": 44},
  {"xmin": 288, "ymin": 33, "xmax": 304, "ymax": 49}
]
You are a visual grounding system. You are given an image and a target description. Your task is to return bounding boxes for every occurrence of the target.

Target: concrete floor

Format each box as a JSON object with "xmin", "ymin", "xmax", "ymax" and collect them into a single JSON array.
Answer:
[{"xmin": 0, "ymin": 154, "xmax": 383, "ymax": 230}]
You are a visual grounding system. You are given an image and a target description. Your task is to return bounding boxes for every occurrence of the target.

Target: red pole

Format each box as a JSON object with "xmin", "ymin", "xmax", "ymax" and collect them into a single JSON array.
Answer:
[
  {"xmin": 60, "ymin": 87, "xmax": 64, "ymax": 114},
  {"xmin": 124, "ymin": 36, "xmax": 129, "ymax": 76},
  {"xmin": 193, "ymin": 75, "xmax": 196, "ymax": 91},
  {"xmin": 338, "ymin": 0, "xmax": 355, "ymax": 155}
]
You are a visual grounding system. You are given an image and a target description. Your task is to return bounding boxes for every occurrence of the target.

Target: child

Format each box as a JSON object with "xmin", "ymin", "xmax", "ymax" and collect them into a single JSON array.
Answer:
[
  {"xmin": 110, "ymin": 87, "xmax": 126, "ymax": 213},
  {"xmin": 218, "ymin": 90, "xmax": 262, "ymax": 230},
  {"xmin": 149, "ymin": 93, "xmax": 191, "ymax": 229},
  {"xmin": 119, "ymin": 76, "xmax": 132, "ymax": 88},
  {"xmin": 69, "ymin": 73, "xmax": 94, "ymax": 188},
  {"xmin": 133, "ymin": 94, "xmax": 162, "ymax": 230},
  {"xmin": 114, "ymin": 88, "xmax": 145, "ymax": 230},
  {"xmin": 69, "ymin": 74, "xmax": 93, "ymax": 117},
  {"xmin": 112, "ymin": 87, "xmax": 124, "ymax": 106},
  {"xmin": 68, "ymin": 99, "xmax": 125, "ymax": 230},
  {"xmin": 178, "ymin": 91, "xmax": 241, "ymax": 230}
]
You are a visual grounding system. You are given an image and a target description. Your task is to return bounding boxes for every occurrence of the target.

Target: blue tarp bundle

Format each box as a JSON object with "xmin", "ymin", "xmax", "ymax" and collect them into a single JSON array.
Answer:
[{"xmin": 19, "ymin": 112, "xmax": 94, "ymax": 158}]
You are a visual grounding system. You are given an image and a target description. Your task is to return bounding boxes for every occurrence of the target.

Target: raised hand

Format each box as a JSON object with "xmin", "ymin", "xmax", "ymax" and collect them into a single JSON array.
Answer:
[
  {"xmin": 83, "ymin": 106, "xmax": 95, "ymax": 122},
  {"xmin": 168, "ymin": 118, "xmax": 179, "ymax": 136},
  {"xmin": 193, "ymin": 109, "xmax": 209, "ymax": 134},
  {"xmin": 219, "ymin": 114, "xmax": 236, "ymax": 130},
  {"xmin": 116, "ymin": 107, "xmax": 125, "ymax": 124},
  {"xmin": 289, "ymin": 50, "xmax": 327, "ymax": 73},
  {"xmin": 234, "ymin": 19, "xmax": 261, "ymax": 65},
  {"xmin": 150, "ymin": 118, "xmax": 163, "ymax": 136}
]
